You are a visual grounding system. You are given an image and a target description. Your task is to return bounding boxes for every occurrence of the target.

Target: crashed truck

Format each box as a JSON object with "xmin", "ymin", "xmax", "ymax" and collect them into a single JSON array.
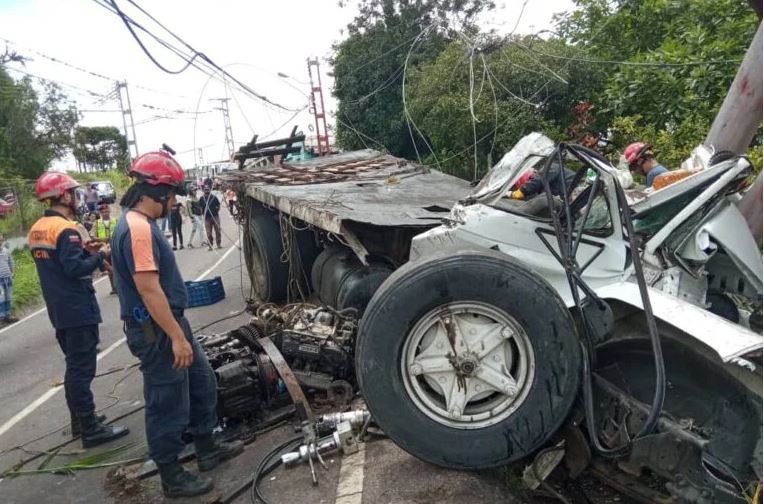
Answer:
[{"xmin": 223, "ymin": 132, "xmax": 762, "ymax": 503}]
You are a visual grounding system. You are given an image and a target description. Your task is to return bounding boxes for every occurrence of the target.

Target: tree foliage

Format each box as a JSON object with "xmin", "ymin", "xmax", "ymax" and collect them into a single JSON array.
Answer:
[
  {"xmin": 332, "ymin": 0, "xmax": 494, "ymax": 158},
  {"xmin": 406, "ymin": 36, "xmax": 605, "ymax": 179},
  {"xmin": 332, "ymin": 0, "xmax": 760, "ymax": 178},
  {"xmin": 72, "ymin": 126, "xmax": 128, "ymax": 172},
  {"xmin": 555, "ymin": 0, "xmax": 759, "ymax": 156},
  {"xmin": 0, "ymin": 66, "xmax": 79, "ymax": 179}
]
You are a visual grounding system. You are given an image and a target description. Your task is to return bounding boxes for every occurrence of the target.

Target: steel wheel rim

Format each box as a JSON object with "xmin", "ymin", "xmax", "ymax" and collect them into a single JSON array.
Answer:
[{"xmin": 401, "ymin": 301, "xmax": 535, "ymax": 429}]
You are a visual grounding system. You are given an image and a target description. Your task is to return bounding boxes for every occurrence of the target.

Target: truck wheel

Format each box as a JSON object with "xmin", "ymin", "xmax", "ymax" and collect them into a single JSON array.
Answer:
[
  {"xmin": 243, "ymin": 201, "xmax": 288, "ymax": 302},
  {"xmin": 356, "ymin": 249, "xmax": 581, "ymax": 469}
]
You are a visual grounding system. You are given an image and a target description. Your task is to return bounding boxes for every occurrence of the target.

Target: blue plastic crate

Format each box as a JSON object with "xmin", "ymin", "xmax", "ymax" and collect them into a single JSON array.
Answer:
[{"xmin": 185, "ymin": 276, "xmax": 225, "ymax": 308}]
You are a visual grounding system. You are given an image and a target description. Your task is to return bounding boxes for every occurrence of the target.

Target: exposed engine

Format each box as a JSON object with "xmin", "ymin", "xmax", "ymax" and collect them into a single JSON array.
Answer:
[{"xmin": 197, "ymin": 305, "xmax": 358, "ymax": 427}]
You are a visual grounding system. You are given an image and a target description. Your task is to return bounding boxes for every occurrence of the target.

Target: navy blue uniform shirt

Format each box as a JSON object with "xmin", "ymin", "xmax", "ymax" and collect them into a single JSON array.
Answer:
[
  {"xmin": 111, "ymin": 210, "xmax": 188, "ymax": 321},
  {"xmin": 28, "ymin": 209, "xmax": 104, "ymax": 329}
]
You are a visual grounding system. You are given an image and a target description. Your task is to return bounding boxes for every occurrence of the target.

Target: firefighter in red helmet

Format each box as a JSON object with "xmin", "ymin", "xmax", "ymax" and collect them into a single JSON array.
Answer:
[
  {"xmin": 28, "ymin": 171, "xmax": 130, "ymax": 447},
  {"xmin": 624, "ymin": 142, "xmax": 668, "ymax": 188},
  {"xmin": 111, "ymin": 150, "xmax": 242, "ymax": 498}
]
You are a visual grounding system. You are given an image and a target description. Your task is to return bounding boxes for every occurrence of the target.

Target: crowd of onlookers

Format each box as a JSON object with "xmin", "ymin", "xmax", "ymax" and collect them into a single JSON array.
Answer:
[{"xmin": 0, "ymin": 176, "xmax": 237, "ymax": 322}]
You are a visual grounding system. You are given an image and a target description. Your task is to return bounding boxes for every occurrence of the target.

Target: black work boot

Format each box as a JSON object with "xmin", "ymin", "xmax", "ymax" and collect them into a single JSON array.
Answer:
[
  {"xmin": 70, "ymin": 411, "xmax": 107, "ymax": 437},
  {"xmin": 194, "ymin": 433, "xmax": 245, "ymax": 472},
  {"xmin": 158, "ymin": 462, "xmax": 214, "ymax": 498},
  {"xmin": 78, "ymin": 412, "xmax": 129, "ymax": 448}
]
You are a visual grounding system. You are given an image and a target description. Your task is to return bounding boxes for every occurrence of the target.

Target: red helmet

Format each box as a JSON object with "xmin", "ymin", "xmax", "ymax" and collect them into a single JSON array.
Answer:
[
  {"xmin": 624, "ymin": 142, "xmax": 652, "ymax": 167},
  {"xmin": 35, "ymin": 171, "xmax": 81, "ymax": 200},
  {"xmin": 129, "ymin": 151, "xmax": 186, "ymax": 194}
]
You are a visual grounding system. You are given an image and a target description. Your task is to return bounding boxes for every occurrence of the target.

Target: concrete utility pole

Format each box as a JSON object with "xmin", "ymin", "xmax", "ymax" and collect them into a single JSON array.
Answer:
[
  {"xmin": 211, "ymin": 98, "xmax": 235, "ymax": 160},
  {"xmin": 116, "ymin": 81, "xmax": 139, "ymax": 164},
  {"xmin": 704, "ymin": 23, "xmax": 763, "ymax": 246}
]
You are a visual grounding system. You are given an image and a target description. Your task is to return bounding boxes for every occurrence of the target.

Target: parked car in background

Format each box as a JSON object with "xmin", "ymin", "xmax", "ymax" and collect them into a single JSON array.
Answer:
[
  {"xmin": 91, "ymin": 181, "xmax": 116, "ymax": 204},
  {"xmin": 0, "ymin": 198, "xmax": 15, "ymax": 217}
]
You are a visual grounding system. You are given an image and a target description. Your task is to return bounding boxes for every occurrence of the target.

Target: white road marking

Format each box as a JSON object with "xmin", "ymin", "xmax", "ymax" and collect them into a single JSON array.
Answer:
[
  {"xmin": 0, "ymin": 276, "xmax": 108, "ymax": 336},
  {"xmin": 334, "ymin": 442, "xmax": 366, "ymax": 504},
  {"xmin": 0, "ymin": 242, "xmax": 240, "ymax": 439},
  {"xmin": 194, "ymin": 241, "xmax": 239, "ymax": 282}
]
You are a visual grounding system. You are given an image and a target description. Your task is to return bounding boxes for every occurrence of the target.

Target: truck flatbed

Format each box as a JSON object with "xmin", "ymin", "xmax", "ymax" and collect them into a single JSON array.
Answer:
[{"xmin": 222, "ymin": 149, "xmax": 470, "ymax": 234}]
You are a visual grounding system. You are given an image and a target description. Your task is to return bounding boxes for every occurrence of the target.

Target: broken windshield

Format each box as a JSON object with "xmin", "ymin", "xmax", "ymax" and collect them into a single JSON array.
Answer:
[{"xmin": 469, "ymin": 132, "xmax": 555, "ymax": 203}]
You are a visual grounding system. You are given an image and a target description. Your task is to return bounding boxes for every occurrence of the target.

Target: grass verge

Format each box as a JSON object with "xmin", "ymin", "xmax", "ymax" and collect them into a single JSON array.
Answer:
[{"xmin": 10, "ymin": 247, "xmax": 41, "ymax": 316}]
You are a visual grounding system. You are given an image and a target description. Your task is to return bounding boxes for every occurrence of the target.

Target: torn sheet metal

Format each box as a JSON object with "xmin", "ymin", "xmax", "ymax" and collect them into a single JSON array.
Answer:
[
  {"xmin": 470, "ymin": 132, "xmax": 554, "ymax": 203},
  {"xmin": 680, "ymin": 202, "xmax": 763, "ymax": 292},
  {"xmin": 230, "ymin": 150, "xmax": 470, "ymax": 233},
  {"xmin": 595, "ymin": 281, "xmax": 762, "ymax": 362}
]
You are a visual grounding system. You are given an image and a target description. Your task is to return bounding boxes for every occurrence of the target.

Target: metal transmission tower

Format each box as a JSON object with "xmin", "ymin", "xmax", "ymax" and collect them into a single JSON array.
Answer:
[
  {"xmin": 307, "ymin": 57, "xmax": 330, "ymax": 156},
  {"xmin": 116, "ymin": 81, "xmax": 139, "ymax": 163},
  {"xmin": 211, "ymin": 98, "xmax": 235, "ymax": 160}
]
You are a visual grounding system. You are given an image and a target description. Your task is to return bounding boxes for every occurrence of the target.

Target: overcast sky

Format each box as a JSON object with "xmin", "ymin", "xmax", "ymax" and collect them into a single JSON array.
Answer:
[{"xmin": 0, "ymin": 0, "xmax": 574, "ymax": 170}]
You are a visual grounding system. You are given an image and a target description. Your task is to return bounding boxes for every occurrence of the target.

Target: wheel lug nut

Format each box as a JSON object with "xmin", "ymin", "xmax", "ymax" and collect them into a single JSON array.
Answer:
[
  {"xmin": 409, "ymin": 363, "xmax": 423, "ymax": 375},
  {"xmin": 501, "ymin": 328, "xmax": 511, "ymax": 338},
  {"xmin": 504, "ymin": 384, "xmax": 518, "ymax": 395}
]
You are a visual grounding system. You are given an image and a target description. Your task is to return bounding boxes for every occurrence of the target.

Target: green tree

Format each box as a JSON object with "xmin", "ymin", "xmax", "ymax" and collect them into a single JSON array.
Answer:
[
  {"xmin": 555, "ymin": 0, "xmax": 759, "ymax": 151},
  {"xmin": 72, "ymin": 126, "xmax": 128, "ymax": 172},
  {"xmin": 406, "ymin": 36, "xmax": 604, "ymax": 179},
  {"xmin": 332, "ymin": 0, "xmax": 494, "ymax": 158},
  {"xmin": 0, "ymin": 64, "xmax": 79, "ymax": 179}
]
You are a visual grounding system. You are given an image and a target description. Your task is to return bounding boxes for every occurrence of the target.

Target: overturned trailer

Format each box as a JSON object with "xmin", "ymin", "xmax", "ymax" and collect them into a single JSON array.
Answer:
[{"xmin": 223, "ymin": 134, "xmax": 762, "ymax": 504}]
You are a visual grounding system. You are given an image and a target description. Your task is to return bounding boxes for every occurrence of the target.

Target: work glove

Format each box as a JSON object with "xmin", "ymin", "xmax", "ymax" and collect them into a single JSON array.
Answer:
[{"xmin": 511, "ymin": 190, "xmax": 525, "ymax": 200}]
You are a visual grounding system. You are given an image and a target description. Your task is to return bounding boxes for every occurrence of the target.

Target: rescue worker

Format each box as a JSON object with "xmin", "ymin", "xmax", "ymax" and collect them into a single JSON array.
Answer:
[
  {"xmin": 510, "ymin": 158, "xmax": 576, "ymax": 200},
  {"xmin": 624, "ymin": 142, "xmax": 668, "ymax": 188},
  {"xmin": 111, "ymin": 151, "xmax": 242, "ymax": 498},
  {"xmin": 93, "ymin": 203, "xmax": 119, "ymax": 294},
  {"xmin": 28, "ymin": 171, "xmax": 129, "ymax": 446}
]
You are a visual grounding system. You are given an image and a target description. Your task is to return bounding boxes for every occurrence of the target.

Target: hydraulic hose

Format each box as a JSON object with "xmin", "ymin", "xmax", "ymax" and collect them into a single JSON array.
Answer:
[
  {"xmin": 250, "ymin": 435, "xmax": 302, "ymax": 504},
  {"xmin": 540, "ymin": 144, "xmax": 665, "ymax": 458}
]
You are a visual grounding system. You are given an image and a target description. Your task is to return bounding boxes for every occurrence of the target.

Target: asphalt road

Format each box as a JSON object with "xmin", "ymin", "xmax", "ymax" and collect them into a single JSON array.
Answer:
[
  {"xmin": 0, "ymin": 206, "xmax": 253, "ymax": 499},
  {"xmin": 0, "ymin": 204, "xmax": 629, "ymax": 504}
]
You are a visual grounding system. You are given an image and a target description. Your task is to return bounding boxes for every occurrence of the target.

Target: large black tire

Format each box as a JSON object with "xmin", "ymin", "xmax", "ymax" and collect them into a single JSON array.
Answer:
[
  {"xmin": 243, "ymin": 200, "xmax": 320, "ymax": 303},
  {"xmin": 244, "ymin": 201, "xmax": 289, "ymax": 302},
  {"xmin": 356, "ymin": 249, "xmax": 581, "ymax": 469}
]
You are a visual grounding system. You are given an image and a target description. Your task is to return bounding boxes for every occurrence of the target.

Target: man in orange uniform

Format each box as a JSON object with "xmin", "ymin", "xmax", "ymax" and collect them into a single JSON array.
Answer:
[{"xmin": 28, "ymin": 171, "xmax": 129, "ymax": 447}]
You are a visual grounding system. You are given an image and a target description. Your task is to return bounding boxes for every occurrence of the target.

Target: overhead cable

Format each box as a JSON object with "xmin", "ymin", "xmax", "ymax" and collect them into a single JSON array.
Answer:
[
  {"xmin": 1, "ymin": 35, "xmax": 189, "ymax": 97},
  {"xmin": 4, "ymin": 66, "xmax": 109, "ymax": 98},
  {"xmin": 103, "ymin": 0, "xmax": 303, "ymax": 112}
]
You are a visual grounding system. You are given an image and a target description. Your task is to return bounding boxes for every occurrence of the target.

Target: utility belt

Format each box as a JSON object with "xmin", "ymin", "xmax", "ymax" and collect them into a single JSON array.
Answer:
[{"xmin": 124, "ymin": 308, "xmax": 184, "ymax": 331}]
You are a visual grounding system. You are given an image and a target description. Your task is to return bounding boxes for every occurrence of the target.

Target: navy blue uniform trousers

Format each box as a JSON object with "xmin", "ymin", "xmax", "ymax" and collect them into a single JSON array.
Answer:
[
  {"xmin": 55, "ymin": 325, "xmax": 99, "ymax": 415},
  {"xmin": 125, "ymin": 315, "xmax": 217, "ymax": 464}
]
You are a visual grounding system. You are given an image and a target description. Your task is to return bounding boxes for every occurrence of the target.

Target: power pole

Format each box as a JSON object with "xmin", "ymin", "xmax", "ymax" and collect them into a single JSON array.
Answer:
[
  {"xmin": 704, "ymin": 23, "xmax": 762, "ymax": 246},
  {"xmin": 116, "ymin": 81, "xmax": 139, "ymax": 164},
  {"xmin": 307, "ymin": 57, "xmax": 330, "ymax": 156},
  {"xmin": 211, "ymin": 98, "xmax": 235, "ymax": 160}
]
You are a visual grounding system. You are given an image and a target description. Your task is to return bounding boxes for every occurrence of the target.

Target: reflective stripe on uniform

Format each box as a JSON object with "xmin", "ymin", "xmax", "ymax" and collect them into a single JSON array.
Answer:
[
  {"xmin": 125, "ymin": 211, "xmax": 157, "ymax": 272},
  {"xmin": 28, "ymin": 216, "xmax": 79, "ymax": 251}
]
